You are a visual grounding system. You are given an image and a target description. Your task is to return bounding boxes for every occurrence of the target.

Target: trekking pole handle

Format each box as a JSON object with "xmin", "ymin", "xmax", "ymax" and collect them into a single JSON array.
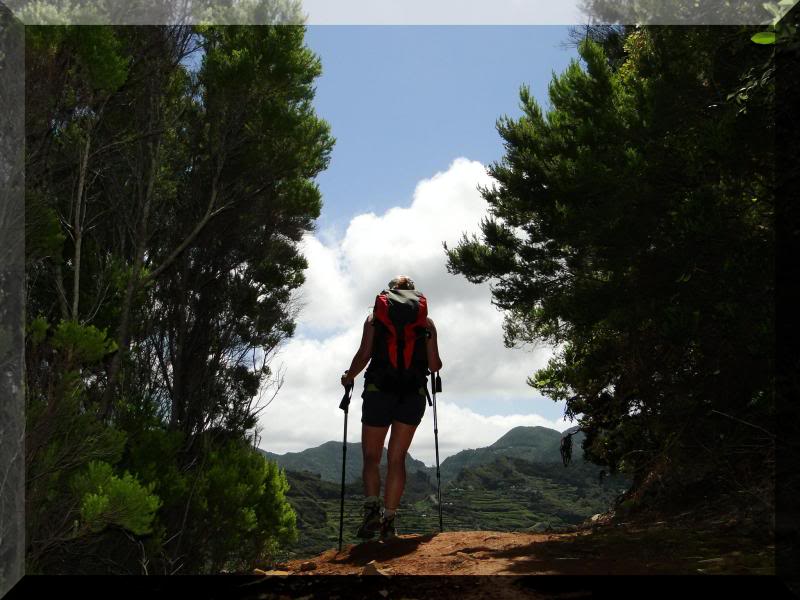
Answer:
[{"xmin": 339, "ymin": 383, "xmax": 353, "ymax": 411}]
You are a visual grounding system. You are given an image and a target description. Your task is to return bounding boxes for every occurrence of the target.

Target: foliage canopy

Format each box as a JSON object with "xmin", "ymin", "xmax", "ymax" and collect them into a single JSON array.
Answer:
[
  {"xmin": 24, "ymin": 24, "xmax": 331, "ymax": 573},
  {"xmin": 447, "ymin": 26, "xmax": 776, "ymax": 516}
]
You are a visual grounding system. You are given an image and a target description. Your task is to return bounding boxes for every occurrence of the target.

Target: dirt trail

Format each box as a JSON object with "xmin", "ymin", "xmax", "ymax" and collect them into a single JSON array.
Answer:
[{"xmin": 273, "ymin": 526, "xmax": 773, "ymax": 577}]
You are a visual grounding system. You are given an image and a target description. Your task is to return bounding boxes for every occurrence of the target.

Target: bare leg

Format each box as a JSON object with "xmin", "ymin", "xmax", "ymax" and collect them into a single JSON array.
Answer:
[
  {"xmin": 361, "ymin": 423, "xmax": 389, "ymax": 498},
  {"xmin": 384, "ymin": 420, "xmax": 418, "ymax": 511}
]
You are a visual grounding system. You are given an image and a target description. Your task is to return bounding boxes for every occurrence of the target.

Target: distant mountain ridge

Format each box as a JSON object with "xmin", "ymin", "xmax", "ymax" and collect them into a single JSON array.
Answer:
[
  {"xmin": 491, "ymin": 425, "xmax": 562, "ymax": 449},
  {"xmin": 258, "ymin": 441, "xmax": 428, "ymax": 484},
  {"xmin": 437, "ymin": 426, "xmax": 576, "ymax": 482},
  {"xmin": 260, "ymin": 425, "xmax": 582, "ymax": 484}
]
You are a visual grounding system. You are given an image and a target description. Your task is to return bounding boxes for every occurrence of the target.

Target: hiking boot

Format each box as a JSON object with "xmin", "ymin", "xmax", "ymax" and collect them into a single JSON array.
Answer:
[
  {"xmin": 379, "ymin": 511, "xmax": 397, "ymax": 541},
  {"xmin": 356, "ymin": 496, "xmax": 383, "ymax": 539}
]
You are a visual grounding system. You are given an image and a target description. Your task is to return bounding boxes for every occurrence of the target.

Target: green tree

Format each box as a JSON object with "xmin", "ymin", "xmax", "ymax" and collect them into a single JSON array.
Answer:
[
  {"xmin": 146, "ymin": 24, "xmax": 332, "ymax": 440},
  {"xmin": 447, "ymin": 26, "xmax": 775, "ymax": 520},
  {"xmin": 192, "ymin": 443, "xmax": 296, "ymax": 572},
  {"xmin": 24, "ymin": 23, "xmax": 331, "ymax": 573},
  {"xmin": 24, "ymin": 316, "xmax": 150, "ymax": 571}
]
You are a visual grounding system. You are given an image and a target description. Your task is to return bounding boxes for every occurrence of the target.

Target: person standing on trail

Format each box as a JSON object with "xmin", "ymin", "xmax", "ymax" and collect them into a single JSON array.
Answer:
[{"xmin": 340, "ymin": 275, "xmax": 443, "ymax": 541}]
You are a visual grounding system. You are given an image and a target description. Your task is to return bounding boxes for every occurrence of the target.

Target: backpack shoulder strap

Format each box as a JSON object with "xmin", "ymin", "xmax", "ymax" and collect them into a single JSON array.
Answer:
[
  {"xmin": 401, "ymin": 293, "xmax": 427, "ymax": 369},
  {"xmin": 372, "ymin": 291, "xmax": 398, "ymax": 368}
]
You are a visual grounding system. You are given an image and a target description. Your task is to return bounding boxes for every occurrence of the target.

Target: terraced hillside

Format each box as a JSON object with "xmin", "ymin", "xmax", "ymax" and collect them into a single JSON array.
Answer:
[{"xmin": 265, "ymin": 426, "xmax": 630, "ymax": 560}]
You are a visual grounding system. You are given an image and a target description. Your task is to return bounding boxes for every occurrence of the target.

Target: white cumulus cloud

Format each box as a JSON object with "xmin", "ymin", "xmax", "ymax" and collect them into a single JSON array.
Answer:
[{"xmin": 257, "ymin": 158, "xmax": 571, "ymax": 466}]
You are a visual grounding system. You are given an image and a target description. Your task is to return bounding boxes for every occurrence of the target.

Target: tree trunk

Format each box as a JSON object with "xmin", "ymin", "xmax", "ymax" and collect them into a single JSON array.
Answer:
[
  {"xmin": 71, "ymin": 131, "xmax": 91, "ymax": 320},
  {"xmin": 100, "ymin": 135, "xmax": 159, "ymax": 419},
  {"xmin": 102, "ymin": 157, "xmax": 226, "ymax": 420},
  {"xmin": 54, "ymin": 263, "xmax": 69, "ymax": 321}
]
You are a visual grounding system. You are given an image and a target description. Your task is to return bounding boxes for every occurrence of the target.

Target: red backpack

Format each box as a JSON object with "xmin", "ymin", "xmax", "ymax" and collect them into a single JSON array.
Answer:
[{"xmin": 367, "ymin": 288, "xmax": 429, "ymax": 388}]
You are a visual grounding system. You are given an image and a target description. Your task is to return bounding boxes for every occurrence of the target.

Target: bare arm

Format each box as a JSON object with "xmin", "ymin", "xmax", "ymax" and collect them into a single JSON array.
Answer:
[
  {"xmin": 341, "ymin": 314, "xmax": 375, "ymax": 386},
  {"xmin": 426, "ymin": 317, "xmax": 443, "ymax": 372}
]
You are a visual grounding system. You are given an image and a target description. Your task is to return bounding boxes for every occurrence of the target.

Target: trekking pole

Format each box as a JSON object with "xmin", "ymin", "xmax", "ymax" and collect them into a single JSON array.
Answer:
[
  {"xmin": 431, "ymin": 371, "xmax": 443, "ymax": 532},
  {"xmin": 337, "ymin": 383, "xmax": 353, "ymax": 553}
]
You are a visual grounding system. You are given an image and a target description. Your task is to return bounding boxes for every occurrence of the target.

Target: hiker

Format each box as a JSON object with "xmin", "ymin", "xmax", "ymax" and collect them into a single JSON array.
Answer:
[{"xmin": 340, "ymin": 275, "xmax": 443, "ymax": 540}]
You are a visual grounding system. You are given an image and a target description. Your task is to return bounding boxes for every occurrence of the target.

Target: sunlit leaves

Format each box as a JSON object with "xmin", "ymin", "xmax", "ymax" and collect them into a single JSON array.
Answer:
[
  {"xmin": 751, "ymin": 31, "xmax": 777, "ymax": 44},
  {"xmin": 72, "ymin": 461, "xmax": 161, "ymax": 536}
]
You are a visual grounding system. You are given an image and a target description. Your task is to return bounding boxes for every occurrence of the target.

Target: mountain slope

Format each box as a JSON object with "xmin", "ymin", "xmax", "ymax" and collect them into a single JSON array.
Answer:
[
  {"xmin": 259, "ymin": 442, "xmax": 428, "ymax": 484},
  {"xmin": 436, "ymin": 425, "xmax": 571, "ymax": 482}
]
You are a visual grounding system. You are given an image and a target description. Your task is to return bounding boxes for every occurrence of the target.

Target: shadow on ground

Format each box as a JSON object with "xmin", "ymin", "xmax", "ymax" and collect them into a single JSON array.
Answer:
[
  {"xmin": 332, "ymin": 532, "xmax": 438, "ymax": 566},
  {"xmin": 488, "ymin": 525, "xmax": 774, "ymax": 575}
]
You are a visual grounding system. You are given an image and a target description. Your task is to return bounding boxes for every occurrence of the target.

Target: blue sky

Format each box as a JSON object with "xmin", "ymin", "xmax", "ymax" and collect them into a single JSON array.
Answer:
[{"xmin": 304, "ymin": 26, "xmax": 580, "ymax": 235}]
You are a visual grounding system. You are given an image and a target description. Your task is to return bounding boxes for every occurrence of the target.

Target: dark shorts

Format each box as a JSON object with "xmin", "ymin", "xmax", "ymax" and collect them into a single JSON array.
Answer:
[{"xmin": 361, "ymin": 382, "xmax": 427, "ymax": 427}]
